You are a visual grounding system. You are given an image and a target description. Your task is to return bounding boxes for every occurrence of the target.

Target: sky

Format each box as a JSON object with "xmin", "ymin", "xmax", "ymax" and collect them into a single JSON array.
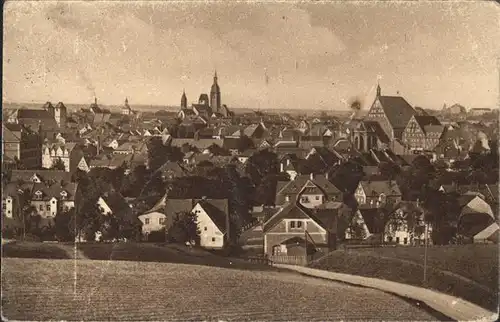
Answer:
[{"xmin": 3, "ymin": 1, "xmax": 499, "ymax": 111}]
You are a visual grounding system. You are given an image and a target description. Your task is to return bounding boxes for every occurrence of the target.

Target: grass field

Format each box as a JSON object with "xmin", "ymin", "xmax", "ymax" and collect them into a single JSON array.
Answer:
[
  {"xmin": 310, "ymin": 245, "xmax": 499, "ymax": 311},
  {"xmin": 2, "ymin": 241, "xmax": 272, "ymax": 271},
  {"xmin": 2, "ymin": 258, "xmax": 443, "ymax": 321}
]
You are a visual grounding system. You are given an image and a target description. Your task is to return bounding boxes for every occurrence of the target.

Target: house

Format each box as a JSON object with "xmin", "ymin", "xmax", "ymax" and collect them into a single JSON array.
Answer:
[
  {"xmin": 275, "ymin": 173, "xmax": 342, "ymax": 208},
  {"xmin": 263, "ymin": 202, "xmax": 341, "ymax": 259},
  {"xmin": 458, "ymin": 193, "xmax": 496, "ymax": 238},
  {"xmin": 41, "ymin": 142, "xmax": 77, "ymax": 171},
  {"xmin": 138, "ymin": 210, "xmax": 167, "ymax": 237},
  {"xmin": 383, "ymin": 201, "xmax": 431, "ymax": 246},
  {"xmin": 364, "ymin": 84, "xmax": 417, "ymax": 142},
  {"xmin": 157, "ymin": 162, "xmax": 187, "ymax": 180},
  {"xmin": 30, "ymin": 181, "xmax": 78, "ymax": 218},
  {"xmin": 2, "ymin": 123, "xmax": 42, "ymax": 169},
  {"xmin": 402, "ymin": 115, "xmax": 444, "ymax": 152},
  {"xmin": 10, "ymin": 170, "xmax": 72, "ymax": 185},
  {"xmin": 191, "ymin": 199, "xmax": 231, "ymax": 249},
  {"xmin": 354, "ymin": 180, "xmax": 402, "ymax": 208},
  {"xmin": 469, "ymin": 108, "xmax": 492, "ymax": 117},
  {"xmin": 279, "ymin": 154, "xmax": 301, "ymax": 180},
  {"xmin": 473, "ymin": 222, "xmax": 499, "ymax": 244},
  {"xmin": 96, "ymin": 190, "xmax": 131, "ymax": 217}
]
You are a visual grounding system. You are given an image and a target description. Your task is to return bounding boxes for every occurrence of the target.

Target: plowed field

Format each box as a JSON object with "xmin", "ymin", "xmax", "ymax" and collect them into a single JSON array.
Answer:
[{"xmin": 2, "ymin": 258, "xmax": 440, "ymax": 321}]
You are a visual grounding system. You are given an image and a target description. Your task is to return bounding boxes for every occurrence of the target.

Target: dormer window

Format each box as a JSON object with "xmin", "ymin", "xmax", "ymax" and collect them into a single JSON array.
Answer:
[
  {"xmin": 60, "ymin": 191, "xmax": 68, "ymax": 200},
  {"xmin": 34, "ymin": 191, "xmax": 43, "ymax": 200}
]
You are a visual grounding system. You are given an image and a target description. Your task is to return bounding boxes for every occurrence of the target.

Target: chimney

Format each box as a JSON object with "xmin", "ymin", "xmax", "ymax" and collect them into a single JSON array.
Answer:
[{"xmin": 310, "ymin": 173, "xmax": 314, "ymax": 180}]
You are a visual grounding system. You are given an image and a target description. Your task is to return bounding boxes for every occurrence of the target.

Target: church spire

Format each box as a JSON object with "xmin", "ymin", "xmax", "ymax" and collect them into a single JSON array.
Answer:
[
  {"xmin": 376, "ymin": 83, "xmax": 381, "ymax": 97},
  {"xmin": 214, "ymin": 70, "xmax": 218, "ymax": 84},
  {"xmin": 181, "ymin": 89, "xmax": 187, "ymax": 109}
]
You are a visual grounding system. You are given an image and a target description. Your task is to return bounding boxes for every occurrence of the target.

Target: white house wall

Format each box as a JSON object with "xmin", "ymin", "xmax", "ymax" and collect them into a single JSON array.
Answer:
[{"xmin": 192, "ymin": 203, "xmax": 225, "ymax": 249}]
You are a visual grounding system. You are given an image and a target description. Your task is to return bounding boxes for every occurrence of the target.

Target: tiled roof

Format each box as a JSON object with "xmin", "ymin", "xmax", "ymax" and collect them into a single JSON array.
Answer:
[
  {"xmin": 196, "ymin": 199, "xmax": 229, "ymax": 234},
  {"xmin": 170, "ymin": 138, "xmax": 223, "ymax": 150},
  {"xmin": 263, "ymin": 203, "xmax": 311, "ymax": 233},
  {"xmin": 3, "ymin": 124, "xmax": 21, "ymax": 142},
  {"xmin": 11, "ymin": 170, "xmax": 72, "ymax": 184},
  {"xmin": 364, "ymin": 121, "xmax": 390, "ymax": 143},
  {"xmin": 378, "ymin": 96, "xmax": 416, "ymax": 129},
  {"xmin": 18, "ymin": 109, "xmax": 53, "ymax": 119},
  {"xmin": 360, "ymin": 180, "xmax": 402, "ymax": 196}
]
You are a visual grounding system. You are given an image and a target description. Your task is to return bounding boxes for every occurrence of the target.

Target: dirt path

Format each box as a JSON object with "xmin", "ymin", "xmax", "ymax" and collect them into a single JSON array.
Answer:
[{"xmin": 55, "ymin": 243, "xmax": 89, "ymax": 260}]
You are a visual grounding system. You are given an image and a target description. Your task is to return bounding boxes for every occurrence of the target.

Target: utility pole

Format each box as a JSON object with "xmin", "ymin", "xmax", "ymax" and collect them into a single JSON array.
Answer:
[
  {"xmin": 304, "ymin": 229, "xmax": 308, "ymax": 266},
  {"xmin": 423, "ymin": 221, "xmax": 428, "ymax": 285}
]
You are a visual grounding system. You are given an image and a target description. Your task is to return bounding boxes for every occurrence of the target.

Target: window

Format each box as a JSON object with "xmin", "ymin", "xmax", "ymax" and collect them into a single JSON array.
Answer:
[
  {"xmin": 145, "ymin": 218, "xmax": 150, "ymax": 224},
  {"xmin": 396, "ymin": 237, "xmax": 400, "ymax": 244},
  {"xmin": 211, "ymin": 237, "xmax": 216, "ymax": 242},
  {"xmin": 52, "ymin": 200, "xmax": 56, "ymax": 204},
  {"xmin": 159, "ymin": 218, "xmax": 165, "ymax": 224},
  {"xmin": 39, "ymin": 205, "xmax": 43, "ymax": 211},
  {"xmin": 46, "ymin": 205, "xmax": 50, "ymax": 211},
  {"xmin": 315, "ymin": 196, "xmax": 320, "ymax": 201},
  {"xmin": 297, "ymin": 221, "xmax": 303, "ymax": 228},
  {"xmin": 387, "ymin": 236, "xmax": 393, "ymax": 242},
  {"xmin": 204, "ymin": 226, "xmax": 207, "ymax": 231},
  {"xmin": 290, "ymin": 221, "xmax": 295, "ymax": 229},
  {"xmin": 404, "ymin": 238, "xmax": 408, "ymax": 245},
  {"xmin": 2, "ymin": 203, "xmax": 5, "ymax": 210}
]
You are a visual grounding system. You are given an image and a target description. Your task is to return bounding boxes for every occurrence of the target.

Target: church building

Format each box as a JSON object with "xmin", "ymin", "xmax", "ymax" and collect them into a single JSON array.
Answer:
[
  {"xmin": 351, "ymin": 84, "xmax": 419, "ymax": 153},
  {"xmin": 178, "ymin": 71, "xmax": 232, "ymax": 120}
]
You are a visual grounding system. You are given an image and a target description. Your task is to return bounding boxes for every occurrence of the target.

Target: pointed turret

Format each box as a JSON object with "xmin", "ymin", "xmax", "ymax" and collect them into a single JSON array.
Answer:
[
  {"xmin": 210, "ymin": 70, "xmax": 221, "ymax": 112},
  {"xmin": 376, "ymin": 83, "xmax": 381, "ymax": 97},
  {"xmin": 181, "ymin": 89, "xmax": 187, "ymax": 109}
]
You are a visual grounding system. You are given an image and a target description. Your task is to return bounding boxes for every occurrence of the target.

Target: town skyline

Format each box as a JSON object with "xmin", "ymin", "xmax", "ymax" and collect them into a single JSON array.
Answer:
[{"xmin": 3, "ymin": 1, "xmax": 499, "ymax": 110}]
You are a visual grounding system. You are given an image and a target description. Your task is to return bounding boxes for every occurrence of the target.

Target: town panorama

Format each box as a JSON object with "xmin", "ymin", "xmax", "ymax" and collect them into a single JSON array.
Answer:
[{"xmin": 2, "ymin": 1, "xmax": 499, "ymax": 321}]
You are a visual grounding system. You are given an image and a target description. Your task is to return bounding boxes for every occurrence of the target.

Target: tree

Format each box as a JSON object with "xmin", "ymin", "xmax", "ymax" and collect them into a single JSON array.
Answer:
[
  {"xmin": 378, "ymin": 161, "xmax": 401, "ymax": 180},
  {"xmin": 245, "ymin": 149, "xmax": 278, "ymax": 187},
  {"xmin": 147, "ymin": 137, "xmax": 183, "ymax": 172},
  {"xmin": 329, "ymin": 160, "xmax": 364, "ymax": 194},
  {"xmin": 54, "ymin": 208, "xmax": 75, "ymax": 242},
  {"xmin": 166, "ymin": 212, "xmax": 200, "ymax": 245},
  {"xmin": 51, "ymin": 157, "xmax": 66, "ymax": 171},
  {"xmin": 238, "ymin": 135, "xmax": 254, "ymax": 152}
]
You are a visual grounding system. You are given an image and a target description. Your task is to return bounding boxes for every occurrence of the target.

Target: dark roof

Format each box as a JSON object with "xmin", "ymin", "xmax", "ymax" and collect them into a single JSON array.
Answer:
[
  {"xmin": 18, "ymin": 109, "xmax": 53, "ymax": 119},
  {"xmin": 358, "ymin": 208, "xmax": 382, "ymax": 234},
  {"xmin": 414, "ymin": 115, "xmax": 441, "ymax": 128},
  {"xmin": 378, "ymin": 96, "xmax": 416, "ymax": 129},
  {"xmin": 11, "ymin": 170, "xmax": 72, "ymax": 184},
  {"xmin": 223, "ymin": 137, "xmax": 241, "ymax": 150},
  {"xmin": 197, "ymin": 199, "xmax": 229, "ymax": 233},
  {"xmin": 101, "ymin": 191, "xmax": 132, "ymax": 218},
  {"xmin": 3, "ymin": 124, "xmax": 21, "ymax": 142},
  {"xmin": 364, "ymin": 121, "xmax": 390, "ymax": 143},
  {"xmin": 360, "ymin": 180, "xmax": 402, "ymax": 196},
  {"xmin": 165, "ymin": 198, "xmax": 195, "ymax": 216},
  {"xmin": 263, "ymin": 203, "xmax": 311, "ymax": 233}
]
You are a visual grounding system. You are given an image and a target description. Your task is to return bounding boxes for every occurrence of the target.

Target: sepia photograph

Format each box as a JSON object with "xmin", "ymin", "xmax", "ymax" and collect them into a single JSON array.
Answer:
[{"xmin": 1, "ymin": 0, "xmax": 499, "ymax": 321}]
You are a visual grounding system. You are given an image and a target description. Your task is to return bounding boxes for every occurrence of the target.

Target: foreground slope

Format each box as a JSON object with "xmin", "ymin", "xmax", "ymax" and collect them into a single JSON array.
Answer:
[{"xmin": 2, "ymin": 258, "xmax": 440, "ymax": 321}]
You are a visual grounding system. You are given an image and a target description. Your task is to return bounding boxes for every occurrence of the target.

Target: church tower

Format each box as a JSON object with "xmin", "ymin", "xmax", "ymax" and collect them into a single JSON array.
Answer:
[
  {"xmin": 210, "ymin": 70, "xmax": 221, "ymax": 113},
  {"xmin": 376, "ymin": 83, "xmax": 381, "ymax": 97},
  {"xmin": 181, "ymin": 89, "xmax": 187, "ymax": 109}
]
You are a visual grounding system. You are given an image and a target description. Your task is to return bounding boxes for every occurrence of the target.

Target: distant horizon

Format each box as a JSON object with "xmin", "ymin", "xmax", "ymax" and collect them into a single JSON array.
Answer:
[{"xmin": 3, "ymin": 2, "xmax": 499, "ymax": 110}]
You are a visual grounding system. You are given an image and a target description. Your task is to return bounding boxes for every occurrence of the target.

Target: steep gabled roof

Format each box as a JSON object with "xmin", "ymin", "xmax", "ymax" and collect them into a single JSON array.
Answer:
[
  {"xmin": 196, "ymin": 199, "xmax": 229, "ymax": 234},
  {"xmin": 3, "ymin": 124, "xmax": 21, "ymax": 142},
  {"xmin": 263, "ymin": 203, "xmax": 311, "ymax": 233},
  {"xmin": 378, "ymin": 96, "xmax": 416, "ymax": 129}
]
